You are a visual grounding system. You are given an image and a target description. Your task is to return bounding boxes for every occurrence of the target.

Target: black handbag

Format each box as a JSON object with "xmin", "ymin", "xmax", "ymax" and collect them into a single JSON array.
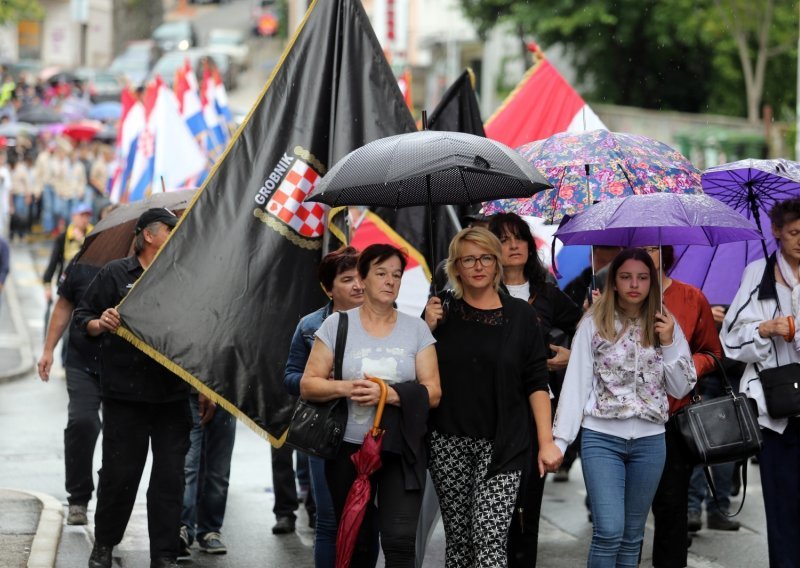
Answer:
[
  {"xmin": 675, "ymin": 352, "xmax": 763, "ymax": 517},
  {"xmin": 675, "ymin": 352, "xmax": 763, "ymax": 467},
  {"xmin": 757, "ymin": 363, "xmax": 800, "ymax": 419},
  {"xmin": 284, "ymin": 312, "xmax": 349, "ymax": 459}
]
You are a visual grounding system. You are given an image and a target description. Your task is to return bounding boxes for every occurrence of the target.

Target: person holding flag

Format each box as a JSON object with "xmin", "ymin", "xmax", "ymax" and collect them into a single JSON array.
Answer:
[{"xmin": 75, "ymin": 208, "xmax": 192, "ymax": 568}]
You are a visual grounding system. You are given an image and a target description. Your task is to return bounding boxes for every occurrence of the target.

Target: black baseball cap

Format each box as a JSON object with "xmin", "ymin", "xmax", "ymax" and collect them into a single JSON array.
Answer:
[{"xmin": 134, "ymin": 207, "xmax": 178, "ymax": 234}]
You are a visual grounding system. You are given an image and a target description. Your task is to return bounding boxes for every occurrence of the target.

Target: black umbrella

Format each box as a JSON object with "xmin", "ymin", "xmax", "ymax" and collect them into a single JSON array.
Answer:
[
  {"xmin": 75, "ymin": 189, "xmax": 197, "ymax": 267},
  {"xmin": 17, "ymin": 105, "xmax": 63, "ymax": 125},
  {"xmin": 305, "ymin": 130, "xmax": 550, "ymax": 283}
]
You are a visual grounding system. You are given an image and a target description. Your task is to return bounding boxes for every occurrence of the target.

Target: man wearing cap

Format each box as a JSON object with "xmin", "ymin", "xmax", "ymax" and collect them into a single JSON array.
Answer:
[{"xmin": 74, "ymin": 208, "xmax": 195, "ymax": 568}]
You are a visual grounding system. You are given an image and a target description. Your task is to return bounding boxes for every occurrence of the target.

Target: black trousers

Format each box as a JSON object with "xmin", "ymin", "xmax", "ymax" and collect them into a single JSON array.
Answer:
[
  {"xmin": 651, "ymin": 416, "xmax": 695, "ymax": 568},
  {"xmin": 326, "ymin": 442, "xmax": 421, "ymax": 568},
  {"xmin": 760, "ymin": 418, "xmax": 800, "ymax": 568},
  {"xmin": 64, "ymin": 366, "xmax": 102, "ymax": 505},
  {"xmin": 94, "ymin": 398, "xmax": 192, "ymax": 560},
  {"xmin": 271, "ymin": 443, "xmax": 300, "ymax": 519},
  {"xmin": 507, "ymin": 444, "xmax": 546, "ymax": 568}
]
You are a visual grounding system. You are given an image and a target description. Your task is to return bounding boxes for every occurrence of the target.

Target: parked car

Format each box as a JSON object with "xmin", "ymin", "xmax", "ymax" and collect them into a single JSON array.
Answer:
[
  {"xmin": 151, "ymin": 20, "xmax": 199, "ymax": 52},
  {"xmin": 74, "ymin": 68, "xmax": 124, "ymax": 103},
  {"xmin": 251, "ymin": 0, "xmax": 279, "ymax": 37},
  {"xmin": 108, "ymin": 40, "xmax": 162, "ymax": 87},
  {"xmin": 150, "ymin": 48, "xmax": 236, "ymax": 91},
  {"xmin": 207, "ymin": 28, "xmax": 250, "ymax": 71}
]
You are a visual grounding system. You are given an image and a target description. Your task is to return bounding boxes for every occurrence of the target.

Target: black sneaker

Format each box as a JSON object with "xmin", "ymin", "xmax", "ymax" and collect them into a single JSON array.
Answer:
[
  {"xmin": 198, "ymin": 532, "xmax": 227, "ymax": 554},
  {"xmin": 272, "ymin": 516, "xmax": 296, "ymax": 534},
  {"xmin": 88, "ymin": 542, "xmax": 113, "ymax": 568},
  {"xmin": 687, "ymin": 510, "xmax": 702, "ymax": 532},
  {"xmin": 150, "ymin": 558, "xmax": 179, "ymax": 568},
  {"xmin": 67, "ymin": 504, "xmax": 88, "ymax": 525}
]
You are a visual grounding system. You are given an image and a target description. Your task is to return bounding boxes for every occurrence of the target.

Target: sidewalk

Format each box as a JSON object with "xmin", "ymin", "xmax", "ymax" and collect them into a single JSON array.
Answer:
[{"xmin": 0, "ymin": 241, "xmax": 65, "ymax": 567}]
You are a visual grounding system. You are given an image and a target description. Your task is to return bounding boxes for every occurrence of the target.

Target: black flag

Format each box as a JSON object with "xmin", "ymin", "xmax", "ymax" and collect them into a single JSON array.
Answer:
[
  {"xmin": 379, "ymin": 69, "xmax": 486, "ymax": 271},
  {"xmin": 115, "ymin": 0, "xmax": 415, "ymax": 441}
]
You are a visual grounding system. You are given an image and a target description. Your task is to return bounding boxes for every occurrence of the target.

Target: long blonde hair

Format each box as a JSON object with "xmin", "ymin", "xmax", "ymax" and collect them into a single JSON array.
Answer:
[
  {"xmin": 592, "ymin": 248, "xmax": 660, "ymax": 348},
  {"xmin": 445, "ymin": 227, "xmax": 504, "ymax": 299}
]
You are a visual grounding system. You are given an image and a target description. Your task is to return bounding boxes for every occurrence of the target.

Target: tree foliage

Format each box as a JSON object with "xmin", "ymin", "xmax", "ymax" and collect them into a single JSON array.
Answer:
[
  {"xmin": 458, "ymin": 0, "xmax": 798, "ymax": 121},
  {"xmin": 0, "ymin": 0, "xmax": 43, "ymax": 25}
]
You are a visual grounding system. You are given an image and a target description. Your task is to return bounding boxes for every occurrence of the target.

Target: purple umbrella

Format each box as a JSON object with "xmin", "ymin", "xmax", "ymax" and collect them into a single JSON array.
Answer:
[
  {"xmin": 554, "ymin": 193, "xmax": 762, "ymax": 247},
  {"xmin": 670, "ymin": 159, "xmax": 800, "ymax": 305},
  {"xmin": 555, "ymin": 192, "xmax": 763, "ymax": 309}
]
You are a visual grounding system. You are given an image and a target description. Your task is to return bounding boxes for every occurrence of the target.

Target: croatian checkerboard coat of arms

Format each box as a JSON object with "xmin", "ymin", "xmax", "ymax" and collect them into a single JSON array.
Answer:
[{"xmin": 254, "ymin": 146, "xmax": 327, "ymax": 249}]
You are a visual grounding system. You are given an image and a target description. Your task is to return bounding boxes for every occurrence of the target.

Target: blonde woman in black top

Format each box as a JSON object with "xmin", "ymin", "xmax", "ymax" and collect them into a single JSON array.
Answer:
[{"xmin": 424, "ymin": 227, "xmax": 562, "ymax": 568}]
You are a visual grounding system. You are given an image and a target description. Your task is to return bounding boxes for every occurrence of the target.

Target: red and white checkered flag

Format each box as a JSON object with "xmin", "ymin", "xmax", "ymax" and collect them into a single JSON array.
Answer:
[{"xmin": 266, "ymin": 160, "xmax": 326, "ymax": 238}]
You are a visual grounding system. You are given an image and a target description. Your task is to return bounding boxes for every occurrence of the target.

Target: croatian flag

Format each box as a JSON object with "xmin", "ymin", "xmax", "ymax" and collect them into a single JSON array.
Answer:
[
  {"xmin": 212, "ymin": 69, "xmax": 233, "ymax": 124},
  {"xmin": 125, "ymin": 80, "xmax": 160, "ymax": 202},
  {"xmin": 152, "ymin": 83, "xmax": 207, "ymax": 192},
  {"xmin": 175, "ymin": 62, "xmax": 207, "ymax": 138},
  {"xmin": 484, "ymin": 44, "xmax": 606, "ymax": 149},
  {"xmin": 201, "ymin": 68, "xmax": 226, "ymax": 154},
  {"xmin": 109, "ymin": 88, "xmax": 140, "ymax": 203}
]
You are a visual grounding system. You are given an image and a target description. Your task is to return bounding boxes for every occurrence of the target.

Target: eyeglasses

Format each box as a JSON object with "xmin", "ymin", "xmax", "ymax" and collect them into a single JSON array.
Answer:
[
  {"xmin": 642, "ymin": 246, "xmax": 659, "ymax": 253},
  {"xmin": 458, "ymin": 254, "xmax": 497, "ymax": 268}
]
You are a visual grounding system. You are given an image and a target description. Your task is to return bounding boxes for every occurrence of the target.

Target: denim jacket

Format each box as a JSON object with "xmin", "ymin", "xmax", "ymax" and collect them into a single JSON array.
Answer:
[{"xmin": 283, "ymin": 302, "xmax": 333, "ymax": 396}]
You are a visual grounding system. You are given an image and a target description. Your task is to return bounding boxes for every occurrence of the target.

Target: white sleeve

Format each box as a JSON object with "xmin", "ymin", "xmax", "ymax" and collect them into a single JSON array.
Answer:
[
  {"xmin": 721, "ymin": 262, "xmax": 774, "ymax": 365},
  {"xmin": 662, "ymin": 321, "xmax": 697, "ymax": 398},
  {"xmin": 552, "ymin": 316, "xmax": 595, "ymax": 453}
]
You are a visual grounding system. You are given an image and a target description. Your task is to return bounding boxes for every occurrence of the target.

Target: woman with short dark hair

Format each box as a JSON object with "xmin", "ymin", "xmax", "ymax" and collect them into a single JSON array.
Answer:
[{"xmin": 301, "ymin": 243, "xmax": 440, "ymax": 568}]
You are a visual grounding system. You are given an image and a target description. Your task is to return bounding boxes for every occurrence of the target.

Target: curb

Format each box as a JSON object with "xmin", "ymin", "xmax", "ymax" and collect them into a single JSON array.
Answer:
[
  {"xmin": 24, "ymin": 491, "xmax": 63, "ymax": 568},
  {"xmin": 0, "ymin": 276, "xmax": 36, "ymax": 384},
  {"xmin": 0, "ymin": 488, "xmax": 63, "ymax": 568}
]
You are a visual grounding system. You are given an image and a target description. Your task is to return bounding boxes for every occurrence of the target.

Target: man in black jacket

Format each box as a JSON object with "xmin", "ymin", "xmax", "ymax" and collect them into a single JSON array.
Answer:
[{"xmin": 74, "ymin": 208, "xmax": 192, "ymax": 568}]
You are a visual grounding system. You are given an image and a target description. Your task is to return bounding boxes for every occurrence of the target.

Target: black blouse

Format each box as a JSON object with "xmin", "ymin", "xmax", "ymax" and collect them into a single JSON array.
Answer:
[{"xmin": 431, "ymin": 292, "xmax": 549, "ymax": 477}]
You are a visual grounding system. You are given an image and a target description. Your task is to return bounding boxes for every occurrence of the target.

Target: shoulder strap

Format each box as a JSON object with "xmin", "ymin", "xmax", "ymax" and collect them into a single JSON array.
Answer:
[{"xmin": 334, "ymin": 312, "xmax": 348, "ymax": 381}]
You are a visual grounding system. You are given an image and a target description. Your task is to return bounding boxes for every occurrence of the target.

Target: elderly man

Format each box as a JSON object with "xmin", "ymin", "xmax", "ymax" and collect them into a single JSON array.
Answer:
[{"xmin": 74, "ymin": 208, "xmax": 195, "ymax": 568}]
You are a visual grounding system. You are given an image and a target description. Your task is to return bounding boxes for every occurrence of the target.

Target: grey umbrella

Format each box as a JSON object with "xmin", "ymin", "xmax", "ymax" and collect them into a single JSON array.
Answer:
[{"xmin": 305, "ymin": 130, "xmax": 550, "ymax": 282}]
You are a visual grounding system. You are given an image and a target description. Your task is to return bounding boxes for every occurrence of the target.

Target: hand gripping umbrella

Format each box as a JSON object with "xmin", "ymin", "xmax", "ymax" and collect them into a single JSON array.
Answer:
[
  {"xmin": 304, "ymin": 130, "xmax": 550, "ymax": 288},
  {"xmin": 483, "ymin": 129, "xmax": 703, "ymax": 224},
  {"xmin": 336, "ymin": 376, "xmax": 388, "ymax": 568},
  {"xmin": 554, "ymin": 193, "xmax": 763, "ymax": 310},
  {"xmin": 670, "ymin": 158, "xmax": 800, "ymax": 304}
]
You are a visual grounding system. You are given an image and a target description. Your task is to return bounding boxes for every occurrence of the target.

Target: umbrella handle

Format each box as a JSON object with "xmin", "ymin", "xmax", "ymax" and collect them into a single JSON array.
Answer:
[{"xmin": 365, "ymin": 375, "xmax": 388, "ymax": 437}]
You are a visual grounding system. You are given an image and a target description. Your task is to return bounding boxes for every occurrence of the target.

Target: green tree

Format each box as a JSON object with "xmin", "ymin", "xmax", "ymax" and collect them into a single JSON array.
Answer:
[
  {"xmin": 458, "ymin": 0, "xmax": 798, "ymax": 121},
  {"xmin": 0, "ymin": 0, "xmax": 43, "ymax": 24}
]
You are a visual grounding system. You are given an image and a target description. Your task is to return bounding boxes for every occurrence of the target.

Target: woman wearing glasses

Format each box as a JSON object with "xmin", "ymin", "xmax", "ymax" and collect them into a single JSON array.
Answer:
[
  {"xmin": 424, "ymin": 227, "xmax": 562, "ymax": 567},
  {"xmin": 488, "ymin": 212, "xmax": 582, "ymax": 568}
]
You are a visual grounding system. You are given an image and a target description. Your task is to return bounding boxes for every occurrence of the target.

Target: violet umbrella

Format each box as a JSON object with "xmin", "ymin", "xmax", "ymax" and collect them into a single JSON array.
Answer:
[
  {"xmin": 554, "ymin": 193, "xmax": 763, "ymax": 310},
  {"xmin": 483, "ymin": 129, "xmax": 703, "ymax": 224},
  {"xmin": 670, "ymin": 159, "xmax": 800, "ymax": 305},
  {"xmin": 336, "ymin": 376, "xmax": 388, "ymax": 568}
]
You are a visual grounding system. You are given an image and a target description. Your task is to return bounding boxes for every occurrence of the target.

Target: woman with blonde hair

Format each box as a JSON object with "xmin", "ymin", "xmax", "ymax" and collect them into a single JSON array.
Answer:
[
  {"xmin": 424, "ymin": 227, "xmax": 561, "ymax": 567},
  {"xmin": 553, "ymin": 247, "xmax": 696, "ymax": 568}
]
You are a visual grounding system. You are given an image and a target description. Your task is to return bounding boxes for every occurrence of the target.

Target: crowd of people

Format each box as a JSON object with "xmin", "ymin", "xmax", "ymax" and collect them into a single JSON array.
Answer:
[{"xmin": 12, "ymin": 196, "xmax": 799, "ymax": 568}]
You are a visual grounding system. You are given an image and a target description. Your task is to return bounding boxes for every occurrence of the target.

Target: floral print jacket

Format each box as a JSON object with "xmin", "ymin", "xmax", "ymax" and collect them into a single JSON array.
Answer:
[{"xmin": 553, "ymin": 314, "xmax": 697, "ymax": 452}]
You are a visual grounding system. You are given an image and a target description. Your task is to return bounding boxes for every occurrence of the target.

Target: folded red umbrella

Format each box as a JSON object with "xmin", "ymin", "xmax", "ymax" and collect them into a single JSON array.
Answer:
[{"xmin": 335, "ymin": 376, "xmax": 388, "ymax": 568}]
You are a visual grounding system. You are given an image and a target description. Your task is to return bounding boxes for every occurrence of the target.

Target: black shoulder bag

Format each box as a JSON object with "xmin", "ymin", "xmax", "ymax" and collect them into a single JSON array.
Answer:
[
  {"xmin": 675, "ymin": 351, "xmax": 763, "ymax": 516},
  {"xmin": 284, "ymin": 312, "xmax": 349, "ymax": 459}
]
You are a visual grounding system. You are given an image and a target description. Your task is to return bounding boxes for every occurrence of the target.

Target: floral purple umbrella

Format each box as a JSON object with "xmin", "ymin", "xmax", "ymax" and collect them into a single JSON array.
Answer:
[
  {"xmin": 483, "ymin": 129, "xmax": 703, "ymax": 224},
  {"xmin": 670, "ymin": 158, "xmax": 800, "ymax": 305}
]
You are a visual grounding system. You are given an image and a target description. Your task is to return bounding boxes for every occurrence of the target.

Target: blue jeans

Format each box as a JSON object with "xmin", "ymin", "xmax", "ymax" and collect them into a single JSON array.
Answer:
[
  {"xmin": 181, "ymin": 393, "xmax": 237, "ymax": 541},
  {"xmin": 581, "ymin": 428, "xmax": 666, "ymax": 568},
  {"xmin": 687, "ymin": 462, "xmax": 734, "ymax": 515},
  {"xmin": 41, "ymin": 185, "xmax": 55, "ymax": 233},
  {"xmin": 309, "ymin": 456, "xmax": 337, "ymax": 568}
]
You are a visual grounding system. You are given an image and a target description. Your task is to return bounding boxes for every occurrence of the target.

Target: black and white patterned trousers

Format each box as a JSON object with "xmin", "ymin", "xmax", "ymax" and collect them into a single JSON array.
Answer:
[{"xmin": 429, "ymin": 431, "xmax": 522, "ymax": 568}]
